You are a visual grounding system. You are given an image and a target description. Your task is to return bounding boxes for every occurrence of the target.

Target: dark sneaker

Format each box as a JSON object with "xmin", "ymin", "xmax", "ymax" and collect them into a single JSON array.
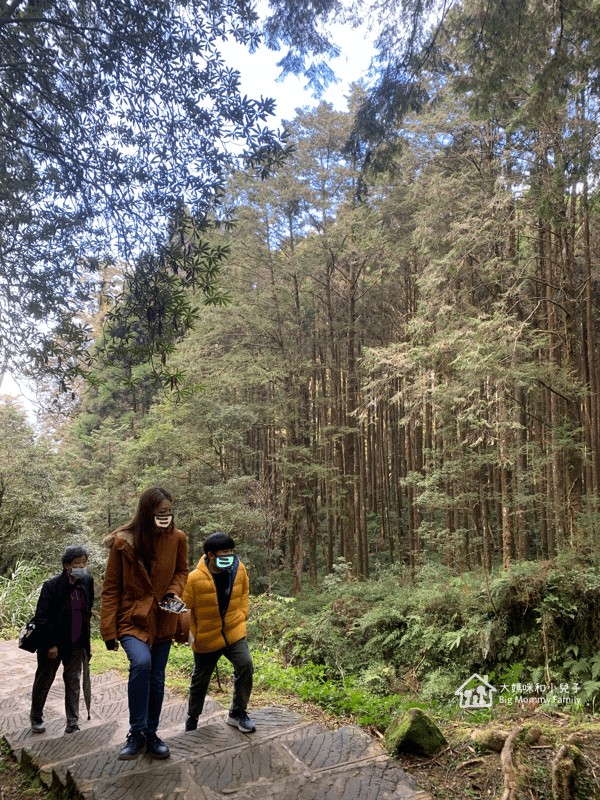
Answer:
[
  {"xmin": 117, "ymin": 731, "xmax": 146, "ymax": 760},
  {"xmin": 65, "ymin": 724, "xmax": 80, "ymax": 734},
  {"xmin": 185, "ymin": 716, "xmax": 198, "ymax": 732},
  {"xmin": 226, "ymin": 711, "xmax": 256, "ymax": 733},
  {"xmin": 146, "ymin": 732, "xmax": 170, "ymax": 759},
  {"xmin": 31, "ymin": 721, "xmax": 45, "ymax": 734}
]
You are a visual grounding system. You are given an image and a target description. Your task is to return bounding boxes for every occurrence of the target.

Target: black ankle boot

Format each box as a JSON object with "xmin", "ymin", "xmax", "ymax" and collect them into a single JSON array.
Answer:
[
  {"xmin": 146, "ymin": 732, "xmax": 170, "ymax": 759},
  {"xmin": 185, "ymin": 716, "xmax": 198, "ymax": 732},
  {"xmin": 117, "ymin": 731, "xmax": 146, "ymax": 760}
]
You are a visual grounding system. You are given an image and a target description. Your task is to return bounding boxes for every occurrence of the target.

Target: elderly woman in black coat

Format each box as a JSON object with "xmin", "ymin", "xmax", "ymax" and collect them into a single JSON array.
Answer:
[{"xmin": 29, "ymin": 545, "xmax": 94, "ymax": 734}]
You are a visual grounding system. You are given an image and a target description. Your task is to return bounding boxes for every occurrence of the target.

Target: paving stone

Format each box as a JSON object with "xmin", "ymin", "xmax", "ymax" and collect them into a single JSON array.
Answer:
[
  {"xmin": 90, "ymin": 671, "xmax": 125, "ymax": 688},
  {"xmin": 238, "ymin": 758, "xmax": 432, "ymax": 800},
  {"xmin": 158, "ymin": 722, "xmax": 251, "ymax": 759},
  {"xmin": 80, "ymin": 762, "xmax": 223, "ymax": 800},
  {"xmin": 21, "ymin": 721, "xmax": 126, "ymax": 770},
  {"xmin": 0, "ymin": 644, "xmax": 38, "ymax": 702},
  {"xmin": 187, "ymin": 741, "xmax": 306, "ymax": 794},
  {"xmin": 0, "ymin": 690, "xmax": 31, "ymax": 709},
  {"xmin": 156, "ymin": 701, "xmax": 194, "ymax": 728},
  {"xmin": 278, "ymin": 722, "xmax": 329, "ymax": 744},
  {"xmin": 61, "ymin": 723, "xmax": 232, "ymax": 790},
  {"xmin": 244, "ymin": 705, "xmax": 305, "ymax": 729},
  {"xmin": 88, "ymin": 682, "xmax": 187, "ymax": 723},
  {"xmin": 3, "ymin": 715, "xmax": 69, "ymax": 754},
  {"xmin": 285, "ymin": 725, "xmax": 382, "ymax": 769},
  {"xmin": 58, "ymin": 743, "xmax": 165, "ymax": 792}
]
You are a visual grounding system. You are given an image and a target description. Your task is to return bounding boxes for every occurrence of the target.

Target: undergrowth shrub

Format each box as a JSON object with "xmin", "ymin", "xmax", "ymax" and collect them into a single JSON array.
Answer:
[
  {"xmin": 0, "ymin": 559, "xmax": 50, "ymax": 634},
  {"xmin": 247, "ymin": 555, "xmax": 600, "ymax": 711}
]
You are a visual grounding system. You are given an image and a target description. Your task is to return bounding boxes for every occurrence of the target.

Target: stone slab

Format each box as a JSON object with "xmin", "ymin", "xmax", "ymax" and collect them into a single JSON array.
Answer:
[
  {"xmin": 187, "ymin": 741, "xmax": 306, "ymax": 793},
  {"xmin": 57, "ymin": 723, "xmax": 233, "ymax": 790},
  {"xmin": 61, "ymin": 707, "xmax": 314, "ymax": 793},
  {"xmin": 0, "ymin": 641, "xmax": 39, "ymax": 701},
  {"xmin": 87, "ymin": 749, "xmax": 430, "ymax": 800},
  {"xmin": 234, "ymin": 758, "xmax": 432, "ymax": 800},
  {"xmin": 76, "ymin": 762, "xmax": 224, "ymax": 800},
  {"xmin": 285, "ymin": 725, "xmax": 382, "ymax": 769}
]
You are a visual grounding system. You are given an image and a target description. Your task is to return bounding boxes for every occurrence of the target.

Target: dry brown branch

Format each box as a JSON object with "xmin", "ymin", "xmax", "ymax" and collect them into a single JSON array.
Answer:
[
  {"xmin": 455, "ymin": 758, "xmax": 485, "ymax": 770},
  {"xmin": 499, "ymin": 723, "xmax": 529, "ymax": 800}
]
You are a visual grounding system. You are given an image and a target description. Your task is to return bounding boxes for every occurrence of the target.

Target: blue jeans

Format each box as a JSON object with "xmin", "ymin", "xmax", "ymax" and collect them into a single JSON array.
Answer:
[{"xmin": 120, "ymin": 635, "xmax": 172, "ymax": 734}]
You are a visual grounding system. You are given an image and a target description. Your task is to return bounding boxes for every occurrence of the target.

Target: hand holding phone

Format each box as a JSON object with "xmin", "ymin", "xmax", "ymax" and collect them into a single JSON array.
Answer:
[{"xmin": 159, "ymin": 595, "xmax": 187, "ymax": 614}]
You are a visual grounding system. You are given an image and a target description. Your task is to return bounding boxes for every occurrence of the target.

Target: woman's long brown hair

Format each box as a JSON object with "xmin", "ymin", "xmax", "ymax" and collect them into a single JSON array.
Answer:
[{"xmin": 116, "ymin": 486, "xmax": 173, "ymax": 565}]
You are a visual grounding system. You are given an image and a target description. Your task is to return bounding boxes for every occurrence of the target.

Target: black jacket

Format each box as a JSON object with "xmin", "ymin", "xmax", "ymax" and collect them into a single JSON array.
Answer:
[{"xmin": 35, "ymin": 570, "xmax": 94, "ymax": 657}]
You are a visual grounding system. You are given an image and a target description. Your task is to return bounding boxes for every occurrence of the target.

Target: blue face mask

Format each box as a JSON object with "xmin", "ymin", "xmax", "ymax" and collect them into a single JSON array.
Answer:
[
  {"xmin": 215, "ymin": 555, "xmax": 235, "ymax": 571},
  {"xmin": 71, "ymin": 566, "xmax": 87, "ymax": 577}
]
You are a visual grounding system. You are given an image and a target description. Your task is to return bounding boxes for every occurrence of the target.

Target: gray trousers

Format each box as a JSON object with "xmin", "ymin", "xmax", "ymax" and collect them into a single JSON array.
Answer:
[
  {"xmin": 30, "ymin": 643, "xmax": 84, "ymax": 726},
  {"xmin": 188, "ymin": 637, "xmax": 253, "ymax": 719}
]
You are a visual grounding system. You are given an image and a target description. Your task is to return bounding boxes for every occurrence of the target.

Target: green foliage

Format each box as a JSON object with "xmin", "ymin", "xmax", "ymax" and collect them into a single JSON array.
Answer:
[
  {"xmin": 251, "ymin": 650, "xmax": 409, "ymax": 728},
  {"xmin": 1, "ymin": 0, "xmax": 303, "ymax": 388},
  {"xmin": 245, "ymin": 558, "xmax": 600, "ymax": 713},
  {"xmin": 247, "ymin": 593, "xmax": 297, "ymax": 645},
  {"xmin": 0, "ymin": 401, "xmax": 98, "ymax": 574},
  {"xmin": 322, "ymin": 558, "xmax": 354, "ymax": 591},
  {"xmin": 0, "ymin": 560, "xmax": 51, "ymax": 633}
]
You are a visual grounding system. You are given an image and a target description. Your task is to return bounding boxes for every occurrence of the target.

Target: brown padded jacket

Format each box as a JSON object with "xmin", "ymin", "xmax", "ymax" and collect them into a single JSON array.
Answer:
[
  {"xmin": 100, "ymin": 527, "xmax": 189, "ymax": 646},
  {"xmin": 182, "ymin": 555, "xmax": 249, "ymax": 654}
]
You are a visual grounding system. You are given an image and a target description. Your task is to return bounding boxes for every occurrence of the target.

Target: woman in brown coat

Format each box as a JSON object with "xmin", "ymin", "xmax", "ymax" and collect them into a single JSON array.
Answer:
[{"xmin": 100, "ymin": 486, "xmax": 188, "ymax": 761}]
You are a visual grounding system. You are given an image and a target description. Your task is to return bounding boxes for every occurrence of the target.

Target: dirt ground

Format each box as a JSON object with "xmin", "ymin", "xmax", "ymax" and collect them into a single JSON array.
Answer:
[
  {"xmin": 0, "ymin": 742, "xmax": 47, "ymax": 800},
  {"xmin": 392, "ymin": 709, "xmax": 600, "ymax": 800}
]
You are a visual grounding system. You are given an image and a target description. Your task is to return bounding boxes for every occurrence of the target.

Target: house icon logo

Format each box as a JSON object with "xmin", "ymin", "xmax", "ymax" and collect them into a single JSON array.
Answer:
[{"xmin": 454, "ymin": 674, "xmax": 497, "ymax": 708}]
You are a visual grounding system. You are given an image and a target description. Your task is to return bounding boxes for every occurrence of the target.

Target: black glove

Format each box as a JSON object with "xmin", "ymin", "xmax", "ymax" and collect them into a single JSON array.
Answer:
[
  {"xmin": 105, "ymin": 639, "xmax": 117, "ymax": 650},
  {"xmin": 163, "ymin": 593, "xmax": 175, "ymax": 600}
]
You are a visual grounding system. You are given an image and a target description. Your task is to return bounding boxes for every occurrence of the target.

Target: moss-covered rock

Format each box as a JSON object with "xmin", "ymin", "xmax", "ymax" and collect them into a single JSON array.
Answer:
[
  {"xmin": 385, "ymin": 707, "xmax": 447, "ymax": 757},
  {"xmin": 470, "ymin": 726, "xmax": 510, "ymax": 752}
]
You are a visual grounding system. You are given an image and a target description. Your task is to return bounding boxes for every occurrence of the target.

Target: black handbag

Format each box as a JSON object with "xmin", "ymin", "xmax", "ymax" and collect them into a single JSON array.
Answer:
[{"xmin": 18, "ymin": 618, "xmax": 42, "ymax": 653}]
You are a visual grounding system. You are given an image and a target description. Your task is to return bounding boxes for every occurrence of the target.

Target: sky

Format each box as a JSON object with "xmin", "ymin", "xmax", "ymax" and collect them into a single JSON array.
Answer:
[
  {"xmin": 0, "ymin": 19, "xmax": 375, "ymax": 412},
  {"xmin": 219, "ymin": 18, "xmax": 375, "ymax": 124}
]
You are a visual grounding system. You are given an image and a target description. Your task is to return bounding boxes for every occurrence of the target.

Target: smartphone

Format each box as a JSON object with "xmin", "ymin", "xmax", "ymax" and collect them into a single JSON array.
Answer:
[{"xmin": 159, "ymin": 598, "xmax": 188, "ymax": 614}]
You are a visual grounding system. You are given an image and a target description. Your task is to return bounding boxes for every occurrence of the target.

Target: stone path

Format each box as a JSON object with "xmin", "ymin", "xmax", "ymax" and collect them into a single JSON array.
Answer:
[{"xmin": 0, "ymin": 640, "xmax": 432, "ymax": 800}]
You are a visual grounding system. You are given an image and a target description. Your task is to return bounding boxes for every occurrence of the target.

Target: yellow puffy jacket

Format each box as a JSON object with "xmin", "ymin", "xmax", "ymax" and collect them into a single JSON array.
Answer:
[{"xmin": 182, "ymin": 555, "xmax": 249, "ymax": 653}]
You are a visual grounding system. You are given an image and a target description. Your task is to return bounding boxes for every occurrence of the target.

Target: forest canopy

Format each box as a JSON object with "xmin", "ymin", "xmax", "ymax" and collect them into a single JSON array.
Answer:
[
  {"xmin": 2, "ymin": 0, "xmax": 600, "ymax": 595},
  {"xmin": 0, "ymin": 0, "xmax": 301, "ymax": 389}
]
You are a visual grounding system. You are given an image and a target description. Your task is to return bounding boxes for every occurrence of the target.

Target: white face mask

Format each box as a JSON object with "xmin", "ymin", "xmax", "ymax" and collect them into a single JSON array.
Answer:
[
  {"xmin": 215, "ymin": 555, "xmax": 235, "ymax": 571},
  {"xmin": 71, "ymin": 566, "xmax": 87, "ymax": 577},
  {"xmin": 154, "ymin": 514, "xmax": 174, "ymax": 529}
]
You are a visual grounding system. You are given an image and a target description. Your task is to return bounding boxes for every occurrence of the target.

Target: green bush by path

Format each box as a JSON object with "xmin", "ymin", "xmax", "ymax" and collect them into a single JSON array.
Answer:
[
  {"xmin": 247, "ymin": 556, "xmax": 600, "ymax": 712},
  {"xmin": 0, "ymin": 560, "xmax": 50, "ymax": 635}
]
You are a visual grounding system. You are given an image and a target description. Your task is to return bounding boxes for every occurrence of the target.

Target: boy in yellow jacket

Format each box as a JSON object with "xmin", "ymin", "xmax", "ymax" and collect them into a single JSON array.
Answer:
[{"xmin": 182, "ymin": 532, "xmax": 255, "ymax": 733}]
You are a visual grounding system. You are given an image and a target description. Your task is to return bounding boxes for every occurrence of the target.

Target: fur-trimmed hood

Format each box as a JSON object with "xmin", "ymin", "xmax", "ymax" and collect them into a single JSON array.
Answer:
[{"xmin": 101, "ymin": 529, "xmax": 134, "ymax": 549}]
